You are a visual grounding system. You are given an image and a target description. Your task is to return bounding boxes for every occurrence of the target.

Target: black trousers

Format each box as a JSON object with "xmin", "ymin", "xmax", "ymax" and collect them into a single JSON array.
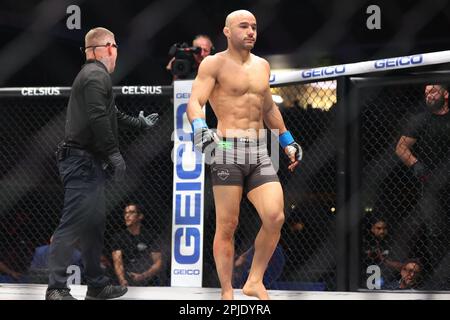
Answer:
[
  {"xmin": 48, "ymin": 154, "xmax": 109, "ymax": 289},
  {"xmin": 415, "ymin": 168, "xmax": 450, "ymax": 287}
]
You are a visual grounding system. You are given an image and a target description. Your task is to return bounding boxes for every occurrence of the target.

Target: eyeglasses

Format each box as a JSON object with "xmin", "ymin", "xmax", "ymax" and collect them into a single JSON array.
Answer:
[{"xmin": 80, "ymin": 42, "xmax": 118, "ymax": 52}]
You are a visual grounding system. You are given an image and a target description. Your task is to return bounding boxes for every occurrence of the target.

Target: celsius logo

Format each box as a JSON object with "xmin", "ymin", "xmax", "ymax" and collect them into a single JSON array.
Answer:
[
  {"xmin": 21, "ymin": 87, "xmax": 60, "ymax": 96},
  {"xmin": 121, "ymin": 86, "xmax": 162, "ymax": 95},
  {"xmin": 374, "ymin": 55, "xmax": 423, "ymax": 69},
  {"xmin": 301, "ymin": 65, "xmax": 346, "ymax": 79}
]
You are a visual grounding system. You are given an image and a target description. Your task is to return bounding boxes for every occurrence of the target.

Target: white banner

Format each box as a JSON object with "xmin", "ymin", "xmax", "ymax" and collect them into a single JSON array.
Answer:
[
  {"xmin": 171, "ymin": 80, "xmax": 205, "ymax": 287},
  {"xmin": 270, "ymin": 50, "xmax": 450, "ymax": 86}
]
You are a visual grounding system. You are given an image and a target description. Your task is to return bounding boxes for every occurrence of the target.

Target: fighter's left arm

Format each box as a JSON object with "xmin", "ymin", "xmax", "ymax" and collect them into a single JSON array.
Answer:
[
  {"xmin": 262, "ymin": 86, "xmax": 287, "ymax": 131},
  {"xmin": 263, "ymin": 86, "xmax": 302, "ymax": 172}
]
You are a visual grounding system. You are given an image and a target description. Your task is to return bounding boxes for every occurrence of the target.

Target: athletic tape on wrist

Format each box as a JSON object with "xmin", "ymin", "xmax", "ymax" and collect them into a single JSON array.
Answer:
[
  {"xmin": 192, "ymin": 118, "xmax": 207, "ymax": 132},
  {"xmin": 279, "ymin": 131, "xmax": 294, "ymax": 148}
]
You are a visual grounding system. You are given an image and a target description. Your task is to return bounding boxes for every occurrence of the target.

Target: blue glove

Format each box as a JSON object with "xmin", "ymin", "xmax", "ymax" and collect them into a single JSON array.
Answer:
[
  {"xmin": 192, "ymin": 118, "xmax": 219, "ymax": 153},
  {"xmin": 138, "ymin": 110, "xmax": 159, "ymax": 130},
  {"xmin": 279, "ymin": 131, "xmax": 303, "ymax": 161},
  {"xmin": 286, "ymin": 141, "xmax": 303, "ymax": 162}
]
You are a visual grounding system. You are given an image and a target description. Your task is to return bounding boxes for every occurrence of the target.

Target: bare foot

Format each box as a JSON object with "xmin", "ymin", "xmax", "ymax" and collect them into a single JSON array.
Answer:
[
  {"xmin": 242, "ymin": 281, "xmax": 270, "ymax": 300},
  {"xmin": 221, "ymin": 289, "xmax": 234, "ymax": 300}
]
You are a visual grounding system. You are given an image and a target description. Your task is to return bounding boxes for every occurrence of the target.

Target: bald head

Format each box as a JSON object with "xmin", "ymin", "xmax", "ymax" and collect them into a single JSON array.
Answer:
[
  {"xmin": 225, "ymin": 10, "xmax": 255, "ymax": 27},
  {"xmin": 84, "ymin": 27, "xmax": 118, "ymax": 73},
  {"xmin": 223, "ymin": 10, "xmax": 257, "ymax": 51}
]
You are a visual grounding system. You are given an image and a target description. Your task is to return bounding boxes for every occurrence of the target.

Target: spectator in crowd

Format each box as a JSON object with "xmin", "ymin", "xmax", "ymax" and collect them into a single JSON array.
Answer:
[
  {"xmin": 279, "ymin": 205, "xmax": 309, "ymax": 258},
  {"xmin": 0, "ymin": 212, "xmax": 34, "ymax": 283},
  {"xmin": 28, "ymin": 236, "xmax": 83, "ymax": 284},
  {"xmin": 384, "ymin": 259, "xmax": 423, "ymax": 290},
  {"xmin": 363, "ymin": 217, "xmax": 403, "ymax": 287},
  {"xmin": 278, "ymin": 209, "xmax": 308, "ymax": 279},
  {"xmin": 31, "ymin": 236, "xmax": 82, "ymax": 270},
  {"xmin": 111, "ymin": 203, "xmax": 163, "ymax": 286},
  {"xmin": 166, "ymin": 34, "xmax": 214, "ymax": 80},
  {"xmin": 395, "ymin": 83, "xmax": 450, "ymax": 287},
  {"xmin": 0, "ymin": 263, "xmax": 23, "ymax": 283}
]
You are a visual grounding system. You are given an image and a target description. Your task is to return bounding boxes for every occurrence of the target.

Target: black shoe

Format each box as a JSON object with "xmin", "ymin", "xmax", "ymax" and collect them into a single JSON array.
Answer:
[
  {"xmin": 45, "ymin": 288, "xmax": 77, "ymax": 300},
  {"xmin": 85, "ymin": 285, "xmax": 128, "ymax": 300}
]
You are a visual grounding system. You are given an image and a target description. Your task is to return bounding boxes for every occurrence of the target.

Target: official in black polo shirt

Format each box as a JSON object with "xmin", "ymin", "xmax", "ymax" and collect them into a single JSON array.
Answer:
[{"xmin": 46, "ymin": 27, "xmax": 159, "ymax": 300}]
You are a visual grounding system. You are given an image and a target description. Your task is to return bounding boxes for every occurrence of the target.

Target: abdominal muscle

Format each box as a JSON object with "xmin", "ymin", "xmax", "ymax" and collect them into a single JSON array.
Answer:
[{"xmin": 209, "ymin": 91, "xmax": 265, "ymax": 139}]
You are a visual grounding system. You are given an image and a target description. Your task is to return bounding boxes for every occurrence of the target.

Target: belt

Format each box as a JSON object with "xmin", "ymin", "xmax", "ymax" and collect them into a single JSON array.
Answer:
[
  {"xmin": 65, "ymin": 147, "xmax": 94, "ymax": 158},
  {"xmin": 57, "ymin": 146, "xmax": 95, "ymax": 160}
]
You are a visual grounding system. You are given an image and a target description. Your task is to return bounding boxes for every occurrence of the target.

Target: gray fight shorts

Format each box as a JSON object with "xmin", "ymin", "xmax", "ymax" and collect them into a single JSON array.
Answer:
[{"xmin": 209, "ymin": 137, "xmax": 279, "ymax": 193}]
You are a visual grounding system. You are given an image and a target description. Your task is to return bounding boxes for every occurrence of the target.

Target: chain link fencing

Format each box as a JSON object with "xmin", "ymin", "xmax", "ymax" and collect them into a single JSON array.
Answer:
[
  {"xmin": 357, "ymin": 80, "xmax": 450, "ymax": 291},
  {"xmin": 0, "ymin": 82, "xmax": 339, "ymax": 291},
  {"xmin": 202, "ymin": 81, "xmax": 339, "ymax": 291},
  {"xmin": 0, "ymin": 89, "xmax": 174, "ymax": 286},
  {"xmin": 1, "ymin": 67, "xmax": 449, "ymax": 292}
]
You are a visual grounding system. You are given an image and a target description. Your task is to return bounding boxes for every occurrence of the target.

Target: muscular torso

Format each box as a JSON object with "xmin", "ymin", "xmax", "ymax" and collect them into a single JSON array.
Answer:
[{"xmin": 208, "ymin": 52, "xmax": 270, "ymax": 138}]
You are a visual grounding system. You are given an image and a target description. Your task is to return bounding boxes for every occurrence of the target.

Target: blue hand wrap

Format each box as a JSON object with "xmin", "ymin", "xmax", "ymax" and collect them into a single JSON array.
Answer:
[
  {"xmin": 192, "ymin": 118, "xmax": 208, "ymax": 132},
  {"xmin": 279, "ymin": 131, "xmax": 294, "ymax": 148}
]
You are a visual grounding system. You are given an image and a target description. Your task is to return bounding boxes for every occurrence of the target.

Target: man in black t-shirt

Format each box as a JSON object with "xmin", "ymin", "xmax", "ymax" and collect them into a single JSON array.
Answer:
[
  {"xmin": 395, "ymin": 84, "xmax": 450, "ymax": 289},
  {"xmin": 111, "ymin": 203, "xmax": 163, "ymax": 287},
  {"xmin": 362, "ymin": 217, "xmax": 403, "ymax": 287},
  {"xmin": 397, "ymin": 84, "xmax": 450, "ymax": 176}
]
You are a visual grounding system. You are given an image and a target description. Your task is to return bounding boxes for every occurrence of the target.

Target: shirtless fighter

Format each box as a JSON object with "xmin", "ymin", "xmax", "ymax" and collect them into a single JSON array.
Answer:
[{"xmin": 187, "ymin": 10, "xmax": 302, "ymax": 300}]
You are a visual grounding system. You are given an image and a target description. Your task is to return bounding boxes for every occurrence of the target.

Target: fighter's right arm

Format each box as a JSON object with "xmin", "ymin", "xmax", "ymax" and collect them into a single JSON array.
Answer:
[
  {"xmin": 395, "ymin": 135, "xmax": 417, "ymax": 167},
  {"xmin": 186, "ymin": 56, "xmax": 218, "ymax": 122},
  {"xmin": 187, "ymin": 56, "xmax": 220, "ymax": 152}
]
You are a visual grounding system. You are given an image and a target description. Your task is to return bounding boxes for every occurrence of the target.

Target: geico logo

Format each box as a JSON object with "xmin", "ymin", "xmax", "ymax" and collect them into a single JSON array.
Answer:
[
  {"xmin": 21, "ymin": 87, "xmax": 60, "ymax": 96},
  {"xmin": 302, "ymin": 65, "xmax": 346, "ymax": 78},
  {"xmin": 174, "ymin": 227, "xmax": 200, "ymax": 264},
  {"xmin": 374, "ymin": 55, "xmax": 423, "ymax": 69},
  {"xmin": 173, "ymin": 268, "xmax": 200, "ymax": 275},
  {"xmin": 176, "ymin": 92, "xmax": 191, "ymax": 99},
  {"xmin": 121, "ymin": 86, "xmax": 162, "ymax": 94},
  {"xmin": 173, "ymin": 98, "xmax": 202, "ymax": 266}
]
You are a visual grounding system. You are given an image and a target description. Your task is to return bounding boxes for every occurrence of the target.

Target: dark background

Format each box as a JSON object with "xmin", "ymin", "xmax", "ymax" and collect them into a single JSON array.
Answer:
[
  {"xmin": 1, "ymin": 0, "xmax": 449, "ymax": 87},
  {"xmin": 1, "ymin": 0, "xmax": 450, "ymax": 292}
]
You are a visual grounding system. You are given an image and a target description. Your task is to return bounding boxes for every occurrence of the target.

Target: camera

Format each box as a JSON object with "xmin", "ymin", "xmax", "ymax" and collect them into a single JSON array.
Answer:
[{"xmin": 168, "ymin": 42, "xmax": 201, "ymax": 79}]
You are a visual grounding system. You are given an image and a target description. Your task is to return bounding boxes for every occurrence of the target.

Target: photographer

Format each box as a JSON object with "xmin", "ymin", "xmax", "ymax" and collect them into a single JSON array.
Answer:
[{"xmin": 166, "ymin": 34, "xmax": 214, "ymax": 80}]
